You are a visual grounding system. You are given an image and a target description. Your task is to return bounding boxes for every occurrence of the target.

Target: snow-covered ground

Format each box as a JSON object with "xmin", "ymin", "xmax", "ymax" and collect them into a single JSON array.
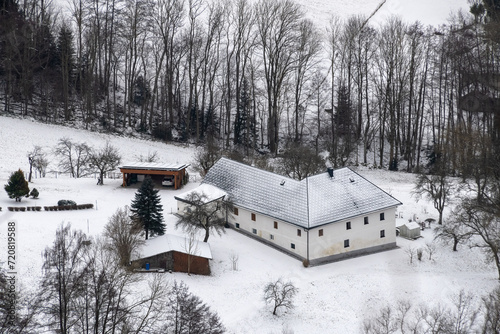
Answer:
[{"xmin": 0, "ymin": 115, "xmax": 497, "ymax": 333}]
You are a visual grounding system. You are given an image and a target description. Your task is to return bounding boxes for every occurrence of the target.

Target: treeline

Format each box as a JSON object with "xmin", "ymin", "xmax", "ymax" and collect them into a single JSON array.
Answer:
[{"xmin": 0, "ymin": 0, "xmax": 499, "ymax": 171}]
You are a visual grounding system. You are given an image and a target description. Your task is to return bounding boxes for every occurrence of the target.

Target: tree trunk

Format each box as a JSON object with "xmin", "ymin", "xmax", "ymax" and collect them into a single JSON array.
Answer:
[{"xmin": 203, "ymin": 228, "xmax": 209, "ymax": 242}]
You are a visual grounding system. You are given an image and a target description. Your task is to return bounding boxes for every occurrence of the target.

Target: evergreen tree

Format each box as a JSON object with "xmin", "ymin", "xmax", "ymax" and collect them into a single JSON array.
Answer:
[
  {"xmin": 130, "ymin": 176, "xmax": 165, "ymax": 240},
  {"xmin": 235, "ymin": 77, "xmax": 256, "ymax": 151},
  {"xmin": 4, "ymin": 169, "xmax": 30, "ymax": 202}
]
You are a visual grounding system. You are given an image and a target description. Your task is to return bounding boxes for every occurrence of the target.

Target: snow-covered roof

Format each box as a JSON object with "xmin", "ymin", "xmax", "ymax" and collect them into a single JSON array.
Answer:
[
  {"xmin": 200, "ymin": 158, "xmax": 401, "ymax": 229},
  {"xmin": 132, "ymin": 234, "xmax": 212, "ymax": 261},
  {"xmin": 119, "ymin": 162, "xmax": 190, "ymax": 171},
  {"xmin": 174, "ymin": 183, "xmax": 227, "ymax": 204},
  {"xmin": 403, "ymin": 221, "xmax": 421, "ymax": 230}
]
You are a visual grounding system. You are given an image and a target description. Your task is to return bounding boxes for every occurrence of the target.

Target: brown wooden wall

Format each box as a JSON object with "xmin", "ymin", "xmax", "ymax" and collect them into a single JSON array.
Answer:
[
  {"xmin": 132, "ymin": 251, "xmax": 210, "ymax": 276},
  {"xmin": 173, "ymin": 251, "xmax": 211, "ymax": 276}
]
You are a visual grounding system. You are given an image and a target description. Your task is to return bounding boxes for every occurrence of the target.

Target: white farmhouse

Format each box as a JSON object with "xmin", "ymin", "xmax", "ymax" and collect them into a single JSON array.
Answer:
[{"xmin": 175, "ymin": 158, "xmax": 401, "ymax": 265}]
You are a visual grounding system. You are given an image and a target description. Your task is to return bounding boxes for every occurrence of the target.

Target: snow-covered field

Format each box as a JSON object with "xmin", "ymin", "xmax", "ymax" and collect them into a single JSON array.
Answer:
[{"xmin": 0, "ymin": 115, "xmax": 497, "ymax": 333}]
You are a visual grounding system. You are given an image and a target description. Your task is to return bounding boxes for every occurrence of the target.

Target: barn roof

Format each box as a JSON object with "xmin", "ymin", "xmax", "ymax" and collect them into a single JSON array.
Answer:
[
  {"xmin": 197, "ymin": 157, "xmax": 401, "ymax": 229},
  {"xmin": 132, "ymin": 234, "xmax": 212, "ymax": 261},
  {"xmin": 402, "ymin": 221, "xmax": 421, "ymax": 230},
  {"xmin": 119, "ymin": 162, "xmax": 190, "ymax": 171}
]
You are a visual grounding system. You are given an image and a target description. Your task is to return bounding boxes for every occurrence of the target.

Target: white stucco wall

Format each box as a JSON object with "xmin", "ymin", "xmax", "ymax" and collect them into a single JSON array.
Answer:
[
  {"xmin": 230, "ymin": 206, "xmax": 397, "ymax": 261},
  {"xmin": 308, "ymin": 209, "xmax": 397, "ymax": 260},
  {"xmin": 229, "ymin": 206, "xmax": 309, "ymax": 259},
  {"xmin": 177, "ymin": 199, "xmax": 397, "ymax": 262}
]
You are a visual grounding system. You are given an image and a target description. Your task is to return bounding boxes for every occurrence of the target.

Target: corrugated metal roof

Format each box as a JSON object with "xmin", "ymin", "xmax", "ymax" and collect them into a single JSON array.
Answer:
[
  {"xmin": 201, "ymin": 158, "xmax": 401, "ymax": 229},
  {"xmin": 120, "ymin": 162, "xmax": 190, "ymax": 171}
]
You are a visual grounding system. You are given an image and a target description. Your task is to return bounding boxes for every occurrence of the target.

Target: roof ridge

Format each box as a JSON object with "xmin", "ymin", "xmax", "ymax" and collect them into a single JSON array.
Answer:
[{"xmin": 216, "ymin": 157, "xmax": 300, "ymax": 183}]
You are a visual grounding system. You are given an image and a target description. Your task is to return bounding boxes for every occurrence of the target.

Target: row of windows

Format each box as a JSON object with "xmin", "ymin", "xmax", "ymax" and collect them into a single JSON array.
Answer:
[
  {"xmin": 236, "ymin": 207, "xmax": 385, "ymax": 231},
  {"xmin": 347, "ymin": 213, "xmax": 385, "ymax": 230},
  {"xmin": 236, "ymin": 224, "xmax": 386, "ymax": 249},
  {"xmin": 344, "ymin": 230, "xmax": 385, "ymax": 248}
]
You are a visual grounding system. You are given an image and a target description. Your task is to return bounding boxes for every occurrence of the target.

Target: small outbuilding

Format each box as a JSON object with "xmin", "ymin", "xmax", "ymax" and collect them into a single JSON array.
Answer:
[
  {"xmin": 119, "ymin": 162, "xmax": 189, "ymax": 190},
  {"xmin": 131, "ymin": 234, "xmax": 212, "ymax": 275},
  {"xmin": 398, "ymin": 221, "xmax": 421, "ymax": 240}
]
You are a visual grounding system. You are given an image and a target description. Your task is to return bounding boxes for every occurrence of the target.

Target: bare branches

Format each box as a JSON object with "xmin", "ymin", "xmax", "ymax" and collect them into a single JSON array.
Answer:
[
  {"xmin": 53, "ymin": 137, "xmax": 90, "ymax": 178},
  {"xmin": 104, "ymin": 206, "xmax": 145, "ymax": 267},
  {"xmin": 176, "ymin": 190, "xmax": 234, "ymax": 242},
  {"xmin": 87, "ymin": 141, "xmax": 121, "ymax": 185},
  {"xmin": 263, "ymin": 278, "xmax": 298, "ymax": 316}
]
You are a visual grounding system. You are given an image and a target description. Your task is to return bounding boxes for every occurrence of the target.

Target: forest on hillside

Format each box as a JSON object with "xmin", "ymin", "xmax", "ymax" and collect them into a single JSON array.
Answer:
[{"xmin": 0, "ymin": 0, "xmax": 499, "ymax": 174}]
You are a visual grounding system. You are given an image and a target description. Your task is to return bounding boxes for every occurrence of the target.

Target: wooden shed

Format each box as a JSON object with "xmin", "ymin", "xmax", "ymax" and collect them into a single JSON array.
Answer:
[
  {"xmin": 399, "ymin": 221, "xmax": 421, "ymax": 240},
  {"xmin": 119, "ymin": 162, "xmax": 189, "ymax": 190},
  {"xmin": 131, "ymin": 234, "xmax": 212, "ymax": 275}
]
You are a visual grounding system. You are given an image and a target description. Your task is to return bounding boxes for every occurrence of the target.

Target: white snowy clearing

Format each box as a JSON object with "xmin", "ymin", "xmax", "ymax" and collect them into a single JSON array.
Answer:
[{"xmin": 0, "ymin": 115, "xmax": 497, "ymax": 333}]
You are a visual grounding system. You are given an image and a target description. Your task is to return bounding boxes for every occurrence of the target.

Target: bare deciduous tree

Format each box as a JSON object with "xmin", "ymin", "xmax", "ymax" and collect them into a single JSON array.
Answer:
[
  {"xmin": 183, "ymin": 232, "xmax": 200, "ymax": 276},
  {"xmin": 229, "ymin": 252, "xmax": 239, "ymax": 271},
  {"xmin": 162, "ymin": 281, "xmax": 225, "ymax": 334},
  {"xmin": 103, "ymin": 206, "xmax": 144, "ymax": 267},
  {"xmin": 255, "ymin": 0, "xmax": 303, "ymax": 155},
  {"xmin": 263, "ymin": 278, "xmax": 298, "ymax": 316},
  {"xmin": 412, "ymin": 170, "xmax": 453, "ymax": 225},
  {"xmin": 27, "ymin": 146, "xmax": 43, "ymax": 182},
  {"xmin": 456, "ymin": 197, "xmax": 500, "ymax": 280},
  {"xmin": 193, "ymin": 138, "xmax": 223, "ymax": 177},
  {"xmin": 39, "ymin": 223, "xmax": 87, "ymax": 334},
  {"xmin": 54, "ymin": 137, "xmax": 90, "ymax": 178},
  {"xmin": 434, "ymin": 220, "xmax": 472, "ymax": 252},
  {"xmin": 425, "ymin": 242, "xmax": 437, "ymax": 260},
  {"xmin": 87, "ymin": 142, "xmax": 121, "ymax": 185},
  {"xmin": 405, "ymin": 246, "xmax": 416, "ymax": 264},
  {"xmin": 176, "ymin": 191, "xmax": 233, "ymax": 242},
  {"xmin": 278, "ymin": 143, "xmax": 325, "ymax": 180},
  {"xmin": 135, "ymin": 150, "xmax": 159, "ymax": 163}
]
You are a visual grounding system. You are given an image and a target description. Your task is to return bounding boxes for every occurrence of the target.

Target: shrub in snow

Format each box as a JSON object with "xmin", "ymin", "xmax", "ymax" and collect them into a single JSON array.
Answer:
[
  {"xmin": 30, "ymin": 188, "xmax": 39, "ymax": 199},
  {"xmin": 417, "ymin": 248, "xmax": 423, "ymax": 261},
  {"xmin": 58, "ymin": 200, "xmax": 77, "ymax": 206}
]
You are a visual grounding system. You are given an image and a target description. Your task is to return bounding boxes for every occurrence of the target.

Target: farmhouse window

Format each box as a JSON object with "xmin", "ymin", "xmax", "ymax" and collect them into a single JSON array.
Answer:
[
  {"xmin": 380, "ymin": 212, "xmax": 385, "ymax": 221},
  {"xmin": 234, "ymin": 207, "xmax": 239, "ymax": 215},
  {"xmin": 251, "ymin": 213, "xmax": 256, "ymax": 221},
  {"xmin": 380, "ymin": 230, "xmax": 385, "ymax": 238},
  {"xmin": 270, "ymin": 234, "xmax": 274, "ymax": 240},
  {"xmin": 319, "ymin": 229, "xmax": 324, "ymax": 237},
  {"xmin": 346, "ymin": 221, "xmax": 351, "ymax": 230},
  {"xmin": 252, "ymin": 228, "xmax": 257, "ymax": 234},
  {"xmin": 235, "ymin": 223, "xmax": 240, "ymax": 228},
  {"xmin": 344, "ymin": 239, "xmax": 350, "ymax": 248},
  {"xmin": 364, "ymin": 217, "xmax": 369, "ymax": 225},
  {"xmin": 297, "ymin": 229, "xmax": 301, "ymax": 237},
  {"xmin": 291, "ymin": 243, "xmax": 296, "ymax": 249},
  {"xmin": 274, "ymin": 221, "xmax": 278, "ymax": 229}
]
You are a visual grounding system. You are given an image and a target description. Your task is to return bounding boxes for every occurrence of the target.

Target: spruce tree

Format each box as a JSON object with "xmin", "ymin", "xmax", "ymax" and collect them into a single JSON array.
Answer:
[
  {"xmin": 4, "ymin": 169, "xmax": 30, "ymax": 202},
  {"xmin": 130, "ymin": 176, "xmax": 165, "ymax": 240}
]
